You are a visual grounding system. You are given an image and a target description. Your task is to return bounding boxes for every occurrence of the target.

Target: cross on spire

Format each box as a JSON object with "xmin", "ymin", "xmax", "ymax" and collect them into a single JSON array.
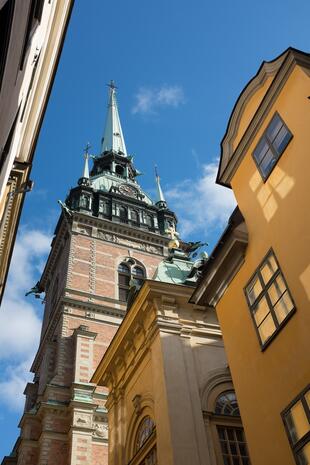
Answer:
[
  {"xmin": 107, "ymin": 80, "xmax": 117, "ymax": 90},
  {"xmin": 83, "ymin": 142, "xmax": 91, "ymax": 156}
]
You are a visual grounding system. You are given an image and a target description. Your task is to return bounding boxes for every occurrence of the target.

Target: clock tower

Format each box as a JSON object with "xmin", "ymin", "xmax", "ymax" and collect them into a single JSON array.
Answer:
[{"xmin": 6, "ymin": 82, "xmax": 177, "ymax": 465}]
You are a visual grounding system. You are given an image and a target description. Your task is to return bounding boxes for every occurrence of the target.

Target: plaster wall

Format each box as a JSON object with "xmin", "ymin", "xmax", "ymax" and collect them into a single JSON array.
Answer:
[
  {"xmin": 106, "ymin": 294, "xmax": 227, "ymax": 465},
  {"xmin": 216, "ymin": 65, "xmax": 310, "ymax": 465}
]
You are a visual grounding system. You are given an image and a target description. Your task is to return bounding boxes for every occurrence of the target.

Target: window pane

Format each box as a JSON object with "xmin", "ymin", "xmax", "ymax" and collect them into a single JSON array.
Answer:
[
  {"xmin": 260, "ymin": 254, "xmax": 278, "ymax": 284},
  {"xmin": 215, "ymin": 391, "xmax": 240, "ymax": 416},
  {"xmin": 119, "ymin": 288, "xmax": 128, "ymax": 302},
  {"xmin": 230, "ymin": 443, "xmax": 237, "ymax": 455},
  {"xmin": 132, "ymin": 266, "xmax": 144, "ymax": 277},
  {"xmin": 236, "ymin": 430, "xmax": 244, "ymax": 442},
  {"xmin": 220, "ymin": 441, "xmax": 229, "ymax": 454},
  {"xmin": 266, "ymin": 115, "xmax": 282, "ymax": 142},
  {"xmin": 273, "ymin": 126, "xmax": 291, "ymax": 154},
  {"xmin": 119, "ymin": 275, "xmax": 130, "ymax": 286},
  {"xmin": 287, "ymin": 400, "xmax": 310, "ymax": 444},
  {"xmin": 217, "ymin": 426, "xmax": 250, "ymax": 465},
  {"xmin": 297, "ymin": 442, "xmax": 310, "ymax": 465},
  {"xmin": 258, "ymin": 313, "xmax": 276, "ymax": 343},
  {"xmin": 118, "ymin": 263, "xmax": 129, "ymax": 273},
  {"xmin": 246, "ymin": 276, "xmax": 262, "ymax": 305},
  {"xmin": 305, "ymin": 390, "xmax": 310, "ymax": 409},
  {"xmin": 268, "ymin": 275, "xmax": 286, "ymax": 305},
  {"xmin": 135, "ymin": 416, "xmax": 155, "ymax": 451},
  {"xmin": 253, "ymin": 296, "xmax": 270, "ymax": 326},
  {"xmin": 239, "ymin": 443, "xmax": 247, "ymax": 456},
  {"xmin": 260, "ymin": 149, "xmax": 277, "ymax": 178},
  {"xmin": 253, "ymin": 138, "xmax": 269, "ymax": 164},
  {"xmin": 273, "ymin": 291, "xmax": 294, "ymax": 323},
  {"xmin": 227, "ymin": 429, "xmax": 235, "ymax": 441}
]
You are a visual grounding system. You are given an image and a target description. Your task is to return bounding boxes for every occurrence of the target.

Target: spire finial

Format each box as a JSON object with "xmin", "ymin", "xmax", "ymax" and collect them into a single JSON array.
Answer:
[
  {"xmin": 77, "ymin": 143, "xmax": 91, "ymax": 186},
  {"xmin": 155, "ymin": 165, "xmax": 167, "ymax": 208},
  {"xmin": 82, "ymin": 143, "xmax": 90, "ymax": 179},
  {"xmin": 101, "ymin": 81, "xmax": 127, "ymax": 156}
]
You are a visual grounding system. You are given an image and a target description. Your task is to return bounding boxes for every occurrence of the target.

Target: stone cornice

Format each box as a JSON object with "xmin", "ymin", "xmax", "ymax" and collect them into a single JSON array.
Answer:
[
  {"xmin": 71, "ymin": 212, "xmax": 170, "ymax": 257},
  {"xmin": 62, "ymin": 297, "xmax": 125, "ymax": 321},
  {"xmin": 217, "ymin": 48, "xmax": 310, "ymax": 186}
]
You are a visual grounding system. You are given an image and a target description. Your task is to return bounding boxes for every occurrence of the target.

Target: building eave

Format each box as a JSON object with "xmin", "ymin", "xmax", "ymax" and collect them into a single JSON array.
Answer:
[
  {"xmin": 217, "ymin": 47, "xmax": 310, "ymax": 187},
  {"xmin": 190, "ymin": 207, "xmax": 248, "ymax": 307}
]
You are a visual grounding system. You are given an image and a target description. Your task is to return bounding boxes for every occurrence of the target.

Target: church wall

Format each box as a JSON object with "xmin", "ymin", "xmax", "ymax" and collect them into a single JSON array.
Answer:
[
  {"xmin": 100, "ymin": 286, "xmax": 227, "ymax": 465},
  {"xmin": 92, "ymin": 443, "xmax": 108, "ymax": 465},
  {"xmin": 67, "ymin": 231, "xmax": 163, "ymax": 302}
]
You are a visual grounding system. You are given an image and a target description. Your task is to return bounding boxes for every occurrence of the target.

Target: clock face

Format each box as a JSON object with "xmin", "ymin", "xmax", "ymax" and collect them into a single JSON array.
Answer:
[{"xmin": 119, "ymin": 184, "xmax": 138, "ymax": 198}]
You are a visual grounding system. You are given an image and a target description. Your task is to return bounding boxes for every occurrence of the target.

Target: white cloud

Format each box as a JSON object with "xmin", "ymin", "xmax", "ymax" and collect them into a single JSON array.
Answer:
[
  {"xmin": 132, "ymin": 84, "xmax": 185, "ymax": 115},
  {"xmin": 0, "ymin": 358, "xmax": 33, "ymax": 411},
  {"xmin": 0, "ymin": 298, "xmax": 42, "ymax": 360},
  {"xmin": 166, "ymin": 161, "xmax": 237, "ymax": 238},
  {"xmin": 0, "ymin": 228, "xmax": 51, "ymax": 411}
]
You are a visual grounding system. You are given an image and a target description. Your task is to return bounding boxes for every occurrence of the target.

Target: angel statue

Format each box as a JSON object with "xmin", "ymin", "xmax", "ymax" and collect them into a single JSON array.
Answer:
[{"xmin": 165, "ymin": 224, "xmax": 180, "ymax": 250}]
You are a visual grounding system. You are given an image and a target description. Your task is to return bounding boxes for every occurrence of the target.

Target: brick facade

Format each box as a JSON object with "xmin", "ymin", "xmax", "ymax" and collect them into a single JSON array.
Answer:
[{"xmin": 8, "ymin": 211, "xmax": 169, "ymax": 465}]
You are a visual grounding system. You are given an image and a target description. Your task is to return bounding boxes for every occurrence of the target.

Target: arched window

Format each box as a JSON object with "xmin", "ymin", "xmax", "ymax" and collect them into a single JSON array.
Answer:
[
  {"xmin": 130, "ymin": 416, "xmax": 156, "ymax": 465},
  {"xmin": 118, "ymin": 262, "xmax": 146, "ymax": 302},
  {"xmin": 212, "ymin": 391, "xmax": 251, "ymax": 465},
  {"xmin": 119, "ymin": 206, "xmax": 127, "ymax": 223},
  {"xmin": 135, "ymin": 416, "xmax": 155, "ymax": 452},
  {"xmin": 215, "ymin": 391, "xmax": 240, "ymax": 416},
  {"xmin": 118, "ymin": 263, "xmax": 130, "ymax": 302}
]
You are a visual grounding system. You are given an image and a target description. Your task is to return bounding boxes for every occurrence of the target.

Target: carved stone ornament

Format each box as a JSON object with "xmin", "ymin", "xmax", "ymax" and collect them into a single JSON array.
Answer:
[
  {"xmin": 132, "ymin": 394, "xmax": 142, "ymax": 416},
  {"xmin": 97, "ymin": 230, "xmax": 162, "ymax": 254},
  {"xmin": 93, "ymin": 422, "xmax": 109, "ymax": 439},
  {"xmin": 75, "ymin": 413, "xmax": 92, "ymax": 427}
]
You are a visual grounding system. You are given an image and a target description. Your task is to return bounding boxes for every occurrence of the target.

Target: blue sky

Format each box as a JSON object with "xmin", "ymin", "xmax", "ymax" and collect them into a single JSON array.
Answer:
[{"xmin": 1, "ymin": 0, "xmax": 310, "ymax": 458}]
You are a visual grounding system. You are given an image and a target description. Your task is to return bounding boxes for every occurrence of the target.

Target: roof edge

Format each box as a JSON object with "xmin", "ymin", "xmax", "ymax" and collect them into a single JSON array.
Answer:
[{"xmin": 216, "ymin": 47, "xmax": 310, "ymax": 187}]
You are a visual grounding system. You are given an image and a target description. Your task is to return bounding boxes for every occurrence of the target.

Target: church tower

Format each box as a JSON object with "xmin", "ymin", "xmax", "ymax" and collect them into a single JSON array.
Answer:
[{"xmin": 9, "ymin": 83, "xmax": 177, "ymax": 465}]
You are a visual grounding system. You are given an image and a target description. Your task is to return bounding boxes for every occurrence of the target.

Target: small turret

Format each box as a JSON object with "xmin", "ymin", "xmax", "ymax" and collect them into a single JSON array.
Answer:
[
  {"xmin": 155, "ymin": 166, "xmax": 167, "ymax": 210},
  {"xmin": 78, "ymin": 143, "xmax": 91, "ymax": 187}
]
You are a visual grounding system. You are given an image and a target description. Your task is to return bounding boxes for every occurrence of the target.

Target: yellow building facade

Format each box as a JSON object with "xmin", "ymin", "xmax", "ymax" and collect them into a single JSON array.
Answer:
[
  {"xmin": 192, "ymin": 48, "xmax": 310, "ymax": 465},
  {"xmin": 92, "ymin": 274, "xmax": 250, "ymax": 465}
]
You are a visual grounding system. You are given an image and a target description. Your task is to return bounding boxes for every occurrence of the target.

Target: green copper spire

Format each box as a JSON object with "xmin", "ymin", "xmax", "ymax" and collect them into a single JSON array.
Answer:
[
  {"xmin": 155, "ymin": 166, "xmax": 167, "ymax": 208},
  {"xmin": 101, "ymin": 81, "xmax": 127, "ymax": 156}
]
